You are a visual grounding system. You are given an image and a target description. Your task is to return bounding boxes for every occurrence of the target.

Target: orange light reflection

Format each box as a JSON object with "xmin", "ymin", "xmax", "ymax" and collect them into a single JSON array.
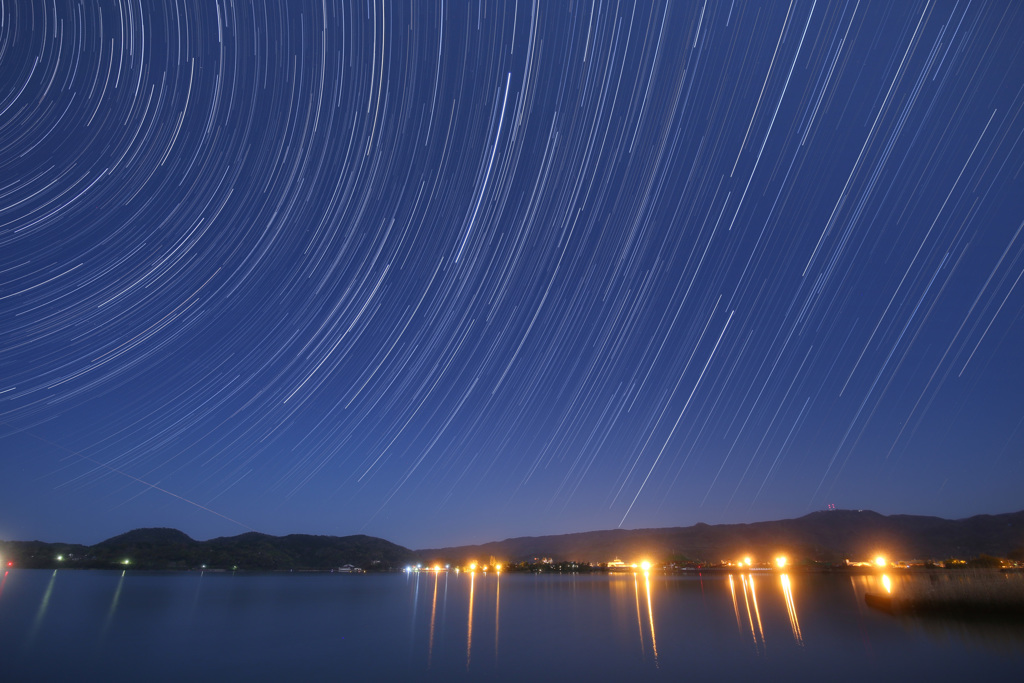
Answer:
[
  {"xmin": 780, "ymin": 574, "xmax": 803, "ymax": 646},
  {"xmin": 643, "ymin": 571, "xmax": 659, "ymax": 667},
  {"xmin": 633, "ymin": 573, "xmax": 646, "ymax": 655},
  {"xmin": 466, "ymin": 571, "xmax": 475, "ymax": 669},
  {"xmin": 728, "ymin": 574, "xmax": 741, "ymax": 632},
  {"xmin": 748, "ymin": 574, "xmax": 765, "ymax": 645},
  {"xmin": 494, "ymin": 570, "xmax": 501, "ymax": 660},
  {"xmin": 739, "ymin": 574, "xmax": 763, "ymax": 652},
  {"xmin": 428, "ymin": 571, "xmax": 439, "ymax": 667}
]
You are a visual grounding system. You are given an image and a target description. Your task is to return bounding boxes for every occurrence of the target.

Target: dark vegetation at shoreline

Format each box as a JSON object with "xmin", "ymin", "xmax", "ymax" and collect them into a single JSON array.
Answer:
[
  {"xmin": 866, "ymin": 569, "xmax": 1024, "ymax": 617},
  {"xmin": 2, "ymin": 509, "xmax": 1022, "ymax": 572}
]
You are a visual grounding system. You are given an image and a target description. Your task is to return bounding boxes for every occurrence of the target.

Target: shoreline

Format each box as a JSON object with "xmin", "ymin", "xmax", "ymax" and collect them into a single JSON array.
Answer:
[{"xmin": 866, "ymin": 569, "xmax": 1024, "ymax": 617}]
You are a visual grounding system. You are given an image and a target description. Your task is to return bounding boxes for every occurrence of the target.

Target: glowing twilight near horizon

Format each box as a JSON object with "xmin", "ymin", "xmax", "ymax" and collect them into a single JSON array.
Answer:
[{"xmin": 1, "ymin": 1, "xmax": 1023, "ymax": 548}]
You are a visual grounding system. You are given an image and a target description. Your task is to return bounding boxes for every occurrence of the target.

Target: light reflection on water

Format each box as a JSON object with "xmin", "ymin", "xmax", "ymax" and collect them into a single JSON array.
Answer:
[
  {"xmin": 99, "ymin": 569, "xmax": 126, "ymax": 640},
  {"xmin": 465, "ymin": 569, "xmax": 474, "ymax": 668},
  {"xmin": 631, "ymin": 573, "xmax": 645, "ymax": 657},
  {"xmin": 28, "ymin": 569, "xmax": 57, "ymax": 644},
  {"xmin": 493, "ymin": 569, "xmax": 500, "ymax": 661},
  {"xmin": 427, "ymin": 570, "xmax": 439, "ymax": 667},
  {"xmin": 1, "ymin": 569, "xmax": 1022, "ymax": 681},
  {"xmin": 780, "ymin": 573, "xmax": 804, "ymax": 646},
  {"xmin": 413, "ymin": 569, "xmax": 797, "ymax": 668},
  {"xmin": 736, "ymin": 573, "xmax": 765, "ymax": 651},
  {"xmin": 642, "ymin": 571, "xmax": 658, "ymax": 666}
]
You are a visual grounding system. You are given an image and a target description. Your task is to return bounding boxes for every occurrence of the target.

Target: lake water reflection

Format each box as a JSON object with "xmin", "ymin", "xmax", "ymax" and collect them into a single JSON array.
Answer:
[{"xmin": 1, "ymin": 568, "xmax": 1020, "ymax": 681}]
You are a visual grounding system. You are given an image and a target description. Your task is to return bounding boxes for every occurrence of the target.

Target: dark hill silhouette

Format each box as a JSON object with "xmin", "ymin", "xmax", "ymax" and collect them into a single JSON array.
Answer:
[
  {"xmin": 1, "ymin": 529, "xmax": 416, "ymax": 571},
  {"xmin": 417, "ymin": 509, "xmax": 1024, "ymax": 564},
  {"xmin": 94, "ymin": 527, "xmax": 199, "ymax": 549}
]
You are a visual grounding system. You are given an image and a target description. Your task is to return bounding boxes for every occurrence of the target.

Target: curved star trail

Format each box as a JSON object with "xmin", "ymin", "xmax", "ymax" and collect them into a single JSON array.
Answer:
[{"xmin": 2, "ymin": 1, "xmax": 1023, "ymax": 546}]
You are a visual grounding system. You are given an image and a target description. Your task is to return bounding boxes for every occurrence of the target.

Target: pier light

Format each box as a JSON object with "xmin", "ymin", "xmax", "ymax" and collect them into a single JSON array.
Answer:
[
  {"xmin": 495, "ymin": 563, "xmax": 502, "ymax": 572},
  {"xmin": 56, "ymin": 555, "xmax": 64, "ymax": 562},
  {"xmin": 775, "ymin": 556, "xmax": 787, "ymax": 569},
  {"xmin": 640, "ymin": 561, "xmax": 651, "ymax": 572},
  {"xmin": 874, "ymin": 555, "xmax": 887, "ymax": 568},
  {"xmin": 744, "ymin": 557, "xmax": 752, "ymax": 567},
  {"xmin": 469, "ymin": 562, "xmax": 477, "ymax": 571},
  {"xmin": 122, "ymin": 559, "xmax": 131, "ymax": 566}
]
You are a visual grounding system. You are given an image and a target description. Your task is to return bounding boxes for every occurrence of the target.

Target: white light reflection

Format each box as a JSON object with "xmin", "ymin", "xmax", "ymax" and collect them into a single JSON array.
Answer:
[
  {"xmin": 28, "ymin": 570, "xmax": 58, "ymax": 644},
  {"xmin": 100, "ymin": 569, "xmax": 127, "ymax": 641}
]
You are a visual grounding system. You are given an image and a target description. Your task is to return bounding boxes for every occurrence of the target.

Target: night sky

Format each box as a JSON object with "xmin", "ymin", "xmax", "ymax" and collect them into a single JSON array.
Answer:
[{"xmin": 2, "ymin": 1, "xmax": 1023, "ymax": 549}]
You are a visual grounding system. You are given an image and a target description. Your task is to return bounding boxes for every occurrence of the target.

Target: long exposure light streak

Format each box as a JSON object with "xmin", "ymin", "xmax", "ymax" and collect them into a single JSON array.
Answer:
[{"xmin": 1, "ymin": 0, "xmax": 1021, "ymax": 546}]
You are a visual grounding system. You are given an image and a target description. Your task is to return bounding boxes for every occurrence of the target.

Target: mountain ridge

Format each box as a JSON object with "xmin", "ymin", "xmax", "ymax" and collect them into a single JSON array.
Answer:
[
  {"xmin": 3, "ymin": 509, "xmax": 1022, "ymax": 569},
  {"xmin": 416, "ymin": 509, "xmax": 1024, "ymax": 564}
]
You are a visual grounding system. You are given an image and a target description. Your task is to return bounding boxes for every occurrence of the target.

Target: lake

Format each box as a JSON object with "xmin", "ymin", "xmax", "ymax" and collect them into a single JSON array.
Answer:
[{"xmin": 1, "ymin": 568, "xmax": 1021, "ymax": 681}]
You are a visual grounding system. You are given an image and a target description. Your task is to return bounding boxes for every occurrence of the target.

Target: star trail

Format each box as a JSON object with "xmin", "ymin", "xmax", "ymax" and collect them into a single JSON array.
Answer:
[{"xmin": 2, "ymin": 1, "xmax": 1023, "ymax": 548}]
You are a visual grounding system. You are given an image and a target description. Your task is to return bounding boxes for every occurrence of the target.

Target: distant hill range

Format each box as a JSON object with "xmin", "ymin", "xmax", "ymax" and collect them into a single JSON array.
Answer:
[
  {"xmin": 417, "ymin": 509, "xmax": 1024, "ymax": 565},
  {"xmin": 0, "ymin": 528, "xmax": 417, "ymax": 571},
  {"xmin": 3, "ymin": 509, "xmax": 1022, "ymax": 571}
]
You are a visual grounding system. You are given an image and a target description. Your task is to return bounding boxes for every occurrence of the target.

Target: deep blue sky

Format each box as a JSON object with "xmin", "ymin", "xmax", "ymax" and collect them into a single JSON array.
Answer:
[{"xmin": 2, "ymin": 1, "xmax": 1022, "ymax": 549}]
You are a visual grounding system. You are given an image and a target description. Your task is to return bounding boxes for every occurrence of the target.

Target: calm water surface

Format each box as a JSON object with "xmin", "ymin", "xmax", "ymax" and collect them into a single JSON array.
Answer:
[{"xmin": 1, "ymin": 568, "xmax": 1021, "ymax": 681}]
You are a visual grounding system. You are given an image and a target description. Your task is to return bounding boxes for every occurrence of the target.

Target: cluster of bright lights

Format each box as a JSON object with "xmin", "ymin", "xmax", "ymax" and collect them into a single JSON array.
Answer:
[
  {"xmin": 404, "ymin": 563, "xmax": 451, "ymax": 573},
  {"xmin": 401, "ymin": 560, "xmax": 509, "ymax": 573},
  {"xmin": 724, "ymin": 554, "xmax": 792, "ymax": 569},
  {"xmin": 401, "ymin": 553, "xmax": 918, "ymax": 574}
]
